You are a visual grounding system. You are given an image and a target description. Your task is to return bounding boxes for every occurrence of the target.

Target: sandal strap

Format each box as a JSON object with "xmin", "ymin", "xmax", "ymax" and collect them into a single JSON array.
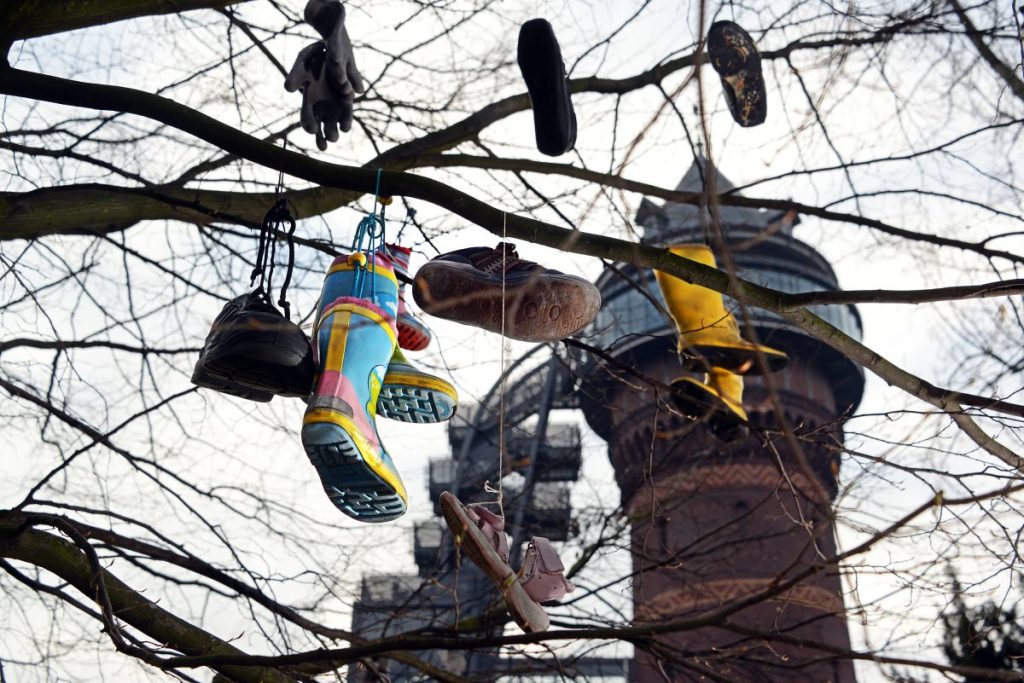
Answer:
[
  {"xmin": 519, "ymin": 536, "xmax": 575, "ymax": 603},
  {"xmin": 465, "ymin": 505, "xmax": 510, "ymax": 562}
]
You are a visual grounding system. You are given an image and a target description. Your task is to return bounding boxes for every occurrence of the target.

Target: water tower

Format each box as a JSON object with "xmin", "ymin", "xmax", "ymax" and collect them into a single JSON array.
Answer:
[{"xmin": 575, "ymin": 158, "xmax": 864, "ymax": 681}]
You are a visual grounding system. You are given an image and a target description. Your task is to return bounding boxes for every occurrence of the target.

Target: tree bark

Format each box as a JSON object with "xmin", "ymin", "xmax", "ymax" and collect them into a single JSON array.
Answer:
[
  {"xmin": 0, "ymin": 513, "xmax": 297, "ymax": 683},
  {"xmin": 2, "ymin": 0, "xmax": 252, "ymax": 47}
]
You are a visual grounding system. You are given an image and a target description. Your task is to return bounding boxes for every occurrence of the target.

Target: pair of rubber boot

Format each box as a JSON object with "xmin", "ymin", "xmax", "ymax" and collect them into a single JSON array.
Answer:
[
  {"xmin": 654, "ymin": 244, "xmax": 788, "ymax": 440},
  {"xmin": 302, "ymin": 248, "xmax": 458, "ymax": 523}
]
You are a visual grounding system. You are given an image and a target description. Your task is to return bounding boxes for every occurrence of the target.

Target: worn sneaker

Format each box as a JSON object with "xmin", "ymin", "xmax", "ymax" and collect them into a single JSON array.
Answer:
[
  {"xmin": 412, "ymin": 242, "xmax": 600, "ymax": 342},
  {"xmin": 518, "ymin": 18, "xmax": 577, "ymax": 156},
  {"xmin": 707, "ymin": 21, "xmax": 766, "ymax": 127},
  {"xmin": 192, "ymin": 292, "xmax": 315, "ymax": 400}
]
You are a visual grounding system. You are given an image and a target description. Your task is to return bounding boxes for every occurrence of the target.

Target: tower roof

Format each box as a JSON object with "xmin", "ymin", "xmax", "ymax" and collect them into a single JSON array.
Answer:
[{"xmin": 637, "ymin": 156, "xmax": 785, "ymax": 244}]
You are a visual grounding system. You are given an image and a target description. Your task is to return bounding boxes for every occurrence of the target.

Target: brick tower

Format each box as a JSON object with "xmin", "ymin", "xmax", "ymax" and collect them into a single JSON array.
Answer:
[{"xmin": 576, "ymin": 159, "xmax": 864, "ymax": 681}]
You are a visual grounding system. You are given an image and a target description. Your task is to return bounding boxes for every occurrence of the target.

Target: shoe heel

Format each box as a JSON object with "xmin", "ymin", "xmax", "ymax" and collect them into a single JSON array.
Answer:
[{"xmin": 302, "ymin": 423, "xmax": 407, "ymax": 522}]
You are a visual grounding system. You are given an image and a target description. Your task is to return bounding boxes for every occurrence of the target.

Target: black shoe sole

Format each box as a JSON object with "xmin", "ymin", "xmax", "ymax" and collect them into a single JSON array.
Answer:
[
  {"xmin": 413, "ymin": 262, "xmax": 600, "ymax": 342},
  {"xmin": 518, "ymin": 18, "xmax": 577, "ymax": 156},
  {"xmin": 191, "ymin": 364, "xmax": 275, "ymax": 402},
  {"xmin": 708, "ymin": 21, "xmax": 766, "ymax": 127}
]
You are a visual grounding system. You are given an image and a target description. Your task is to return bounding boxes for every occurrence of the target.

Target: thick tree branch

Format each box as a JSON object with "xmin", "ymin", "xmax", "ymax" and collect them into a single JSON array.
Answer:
[
  {"xmin": 0, "ymin": 513, "xmax": 297, "ymax": 683},
  {"xmin": 2, "ymin": 0, "xmax": 252, "ymax": 45}
]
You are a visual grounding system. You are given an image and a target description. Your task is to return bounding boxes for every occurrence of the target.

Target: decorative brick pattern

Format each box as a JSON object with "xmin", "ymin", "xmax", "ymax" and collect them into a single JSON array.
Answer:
[{"xmin": 635, "ymin": 578, "xmax": 845, "ymax": 621}]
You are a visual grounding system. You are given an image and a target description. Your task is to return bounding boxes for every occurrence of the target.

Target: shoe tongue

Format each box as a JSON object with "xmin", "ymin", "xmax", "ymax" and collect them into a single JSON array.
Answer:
[{"xmin": 470, "ymin": 242, "xmax": 539, "ymax": 275}]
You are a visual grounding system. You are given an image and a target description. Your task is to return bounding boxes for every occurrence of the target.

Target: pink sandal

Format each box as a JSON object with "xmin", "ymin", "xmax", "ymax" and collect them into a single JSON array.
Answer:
[{"xmin": 439, "ymin": 491, "xmax": 574, "ymax": 633}]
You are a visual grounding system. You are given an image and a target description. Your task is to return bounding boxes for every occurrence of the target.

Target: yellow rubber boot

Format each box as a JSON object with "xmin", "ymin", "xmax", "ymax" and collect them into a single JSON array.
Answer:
[
  {"xmin": 654, "ymin": 244, "xmax": 788, "ymax": 374},
  {"xmin": 672, "ymin": 367, "xmax": 748, "ymax": 441}
]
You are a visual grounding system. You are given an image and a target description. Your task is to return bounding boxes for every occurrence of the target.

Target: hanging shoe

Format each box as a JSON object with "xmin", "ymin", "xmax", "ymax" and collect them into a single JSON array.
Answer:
[
  {"xmin": 654, "ymin": 244, "xmax": 787, "ymax": 374},
  {"xmin": 192, "ymin": 292, "xmax": 314, "ymax": 400},
  {"xmin": 707, "ymin": 21, "xmax": 766, "ymax": 127},
  {"xmin": 672, "ymin": 367, "xmax": 748, "ymax": 442},
  {"xmin": 439, "ymin": 491, "xmax": 574, "ymax": 633},
  {"xmin": 378, "ymin": 347, "xmax": 458, "ymax": 423},
  {"xmin": 396, "ymin": 295, "xmax": 433, "ymax": 352},
  {"xmin": 384, "ymin": 243, "xmax": 433, "ymax": 351},
  {"xmin": 302, "ymin": 254, "xmax": 406, "ymax": 522},
  {"xmin": 517, "ymin": 18, "xmax": 577, "ymax": 156},
  {"xmin": 412, "ymin": 242, "xmax": 600, "ymax": 342}
]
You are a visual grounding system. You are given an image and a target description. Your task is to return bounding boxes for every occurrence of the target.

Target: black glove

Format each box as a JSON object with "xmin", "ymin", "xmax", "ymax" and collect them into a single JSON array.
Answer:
[
  {"xmin": 284, "ymin": 42, "xmax": 353, "ymax": 150},
  {"xmin": 304, "ymin": 0, "xmax": 365, "ymax": 100}
]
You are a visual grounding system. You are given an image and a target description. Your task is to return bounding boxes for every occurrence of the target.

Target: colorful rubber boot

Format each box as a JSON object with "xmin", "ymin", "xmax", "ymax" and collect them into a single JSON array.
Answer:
[
  {"xmin": 302, "ymin": 256, "xmax": 406, "ymax": 522},
  {"xmin": 672, "ymin": 367, "xmax": 748, "ymax": 442},
  {"xmin": 378, "ymin": 347, "xmax": 458, "ymax": 423},
  {"xmin": 386, "ymin": 243, "xmax": 433, "ymax": 351},
  {"xmin": 318, "ymin": 251, "xmax": 399, "ymax": 320},
  {"xmin": 654, "ymin": 244, "xmax": 787, "ymax": 374}
]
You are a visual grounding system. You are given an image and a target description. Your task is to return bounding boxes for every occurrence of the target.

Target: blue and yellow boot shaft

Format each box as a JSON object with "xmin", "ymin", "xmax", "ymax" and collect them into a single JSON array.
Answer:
[{"xmin": 302, "ymin": 255, "xmax": 407, "ymax": 522}]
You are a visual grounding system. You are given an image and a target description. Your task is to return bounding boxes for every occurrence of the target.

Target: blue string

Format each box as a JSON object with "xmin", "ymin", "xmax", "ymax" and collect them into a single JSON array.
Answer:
[{"xmin": 349, "ymin": 169, "xmax": 388, "ymax": 304}]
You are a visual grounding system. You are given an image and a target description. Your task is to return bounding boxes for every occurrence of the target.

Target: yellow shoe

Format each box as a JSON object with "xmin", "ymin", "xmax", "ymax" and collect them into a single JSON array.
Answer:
[
  {"xmin": 654, "ymin": 244, "xmax": 787, "ymax": 374},
  {"xmin": 672, "ymin": 367, "xmax": 748, "ymax": 441}
]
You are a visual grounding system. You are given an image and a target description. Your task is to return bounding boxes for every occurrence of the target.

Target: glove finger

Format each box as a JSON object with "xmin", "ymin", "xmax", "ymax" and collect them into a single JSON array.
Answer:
[
  {"xmin": 322, "ymin": 108, "xmax": 341, "ymax": 143},
  {"xmin": 300, "ymin": 91, "xmax": 318, "ymax": 134},
  {"xmin": 285, "ymin": 43, "xmax": 322, "ymax": 91},
  {"xmin": 284, "ymin": 58, "xmax": 309, "ymax": 92},
  {"xmin": 338, "ymin": 95, "xmax": 354, "ymax": 133},
  {"xmin": 325, "ymin": 58, "xmax": 355, "ymax": 97},
  {"xmin": 347, "ymin": 62, "xmax": 366, "ymax": 94},
  {"xmin": 316, "ymin": 128, "xmax": 328, "ymax": 151}
]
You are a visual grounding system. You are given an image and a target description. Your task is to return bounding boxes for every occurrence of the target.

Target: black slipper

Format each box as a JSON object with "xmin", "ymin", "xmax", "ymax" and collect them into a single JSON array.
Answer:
[
  {"xmin": 707, "ymin": 21, "xmax": 767, "ymax": 127},
  {"xmin": 517, "ymin": 18, "xmax": 577, "ymax": 156}
]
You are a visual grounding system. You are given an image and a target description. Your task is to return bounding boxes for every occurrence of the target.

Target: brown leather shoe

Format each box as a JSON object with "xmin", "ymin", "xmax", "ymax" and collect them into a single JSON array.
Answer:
[{"xmin": 412, "ymin": 243, "xmax": 600, "ymax": 342}]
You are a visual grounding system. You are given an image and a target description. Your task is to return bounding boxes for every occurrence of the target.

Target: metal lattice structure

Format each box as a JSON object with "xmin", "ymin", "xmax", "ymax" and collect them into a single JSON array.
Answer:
[{"xmin": 350, "ymin": 344, "xmax": 625, "ymax": 681}]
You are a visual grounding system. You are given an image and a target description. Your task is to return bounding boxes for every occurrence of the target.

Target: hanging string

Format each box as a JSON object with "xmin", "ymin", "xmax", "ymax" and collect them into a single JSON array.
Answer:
[
  {"xmin": 251, "ymin": 198, "xmax": 297, "ymax": 319},
  {"xmin": 496, "ymin": 211, "xmax": 509, "ymax": 521},
  {"xmin": 349, "ymin": 169, "xmax": 388, "ymax": 303}
]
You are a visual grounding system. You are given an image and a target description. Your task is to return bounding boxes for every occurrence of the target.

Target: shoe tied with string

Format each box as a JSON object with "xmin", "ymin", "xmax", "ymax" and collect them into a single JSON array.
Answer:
[
  {"xmin": 192, "ymin": 292, "xmax": 315, "ymax": 400},
  {"xmin": 412, "ymin": 242, "xmax": 600, "ymax": 342}
]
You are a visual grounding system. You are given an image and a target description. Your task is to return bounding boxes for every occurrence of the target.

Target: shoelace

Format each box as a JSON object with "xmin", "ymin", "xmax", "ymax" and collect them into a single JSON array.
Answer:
[
  {"xmin": 251, "ymin": 198, "xmax": 298, "ymax": 319},
  {"xmin": 470, "ymin": 242, "xmax": 535, "ymax": 275}
]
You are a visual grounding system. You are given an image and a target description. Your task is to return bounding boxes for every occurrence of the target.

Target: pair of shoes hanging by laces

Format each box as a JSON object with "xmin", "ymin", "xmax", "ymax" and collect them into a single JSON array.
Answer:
[
  {"xmin": 654, "ymin": 244, "xmax": 788, "ymax": 441},
  {"xmin": 192, "ymin": 200, "xmax": 315, "ymax": 402},
  {"xmin": 439, "ymin": 491, "xmax": 575, "ymax": 633}
]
